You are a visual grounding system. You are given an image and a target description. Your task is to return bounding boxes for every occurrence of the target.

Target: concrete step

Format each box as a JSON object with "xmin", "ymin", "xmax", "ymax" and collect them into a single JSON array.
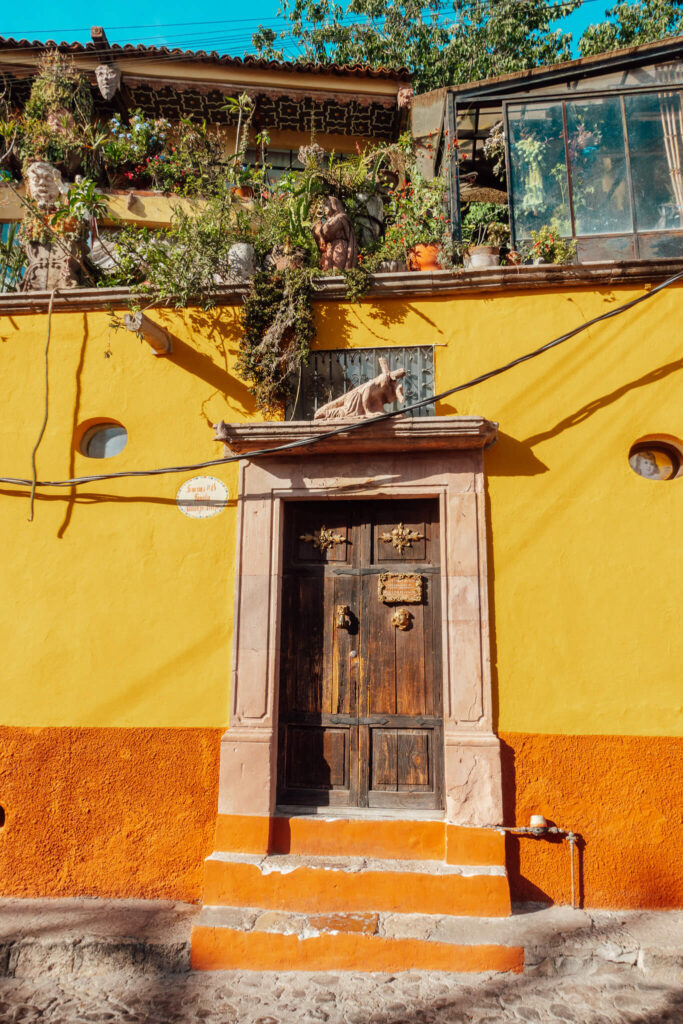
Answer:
[
  {"xmin": 191, "ymin": 905, "xmax": 525, "ymax": 973},
  {"xmin": 213, "ymin": 813, "xmax": 506, "ymax": 865},
  {"xmin": 202, "ymin": 852, "xmax": 511, "ymax": 918}
]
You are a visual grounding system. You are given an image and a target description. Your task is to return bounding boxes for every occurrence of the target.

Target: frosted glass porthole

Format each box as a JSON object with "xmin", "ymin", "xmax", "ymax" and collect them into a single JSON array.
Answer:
[
  {"xmin": 628, "ymin": 441, "xmax": 680, "ymax": 481},
  {"xmin": 80, "ymin": 423, "xmax": 128, "ymax": 459}
]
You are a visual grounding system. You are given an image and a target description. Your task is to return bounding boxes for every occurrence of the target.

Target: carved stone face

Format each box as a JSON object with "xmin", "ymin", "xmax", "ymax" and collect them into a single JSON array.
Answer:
[
  {"xmin": 25, "ymin": 161, "xmax": 63, "ymax": 209},
  {"xmin": 95, "ymin": 64, "xmax": 121, "ymax": 100}
]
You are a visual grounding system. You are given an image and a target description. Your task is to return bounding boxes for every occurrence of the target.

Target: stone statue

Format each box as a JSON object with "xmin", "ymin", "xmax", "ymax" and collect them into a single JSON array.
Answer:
[
  {"xmin": 21, "ymin": 241, "xmax": 82, "ymax": 291},
  {"xmin": 22, "ymin": 161, "xmax": 83, "ymax": 291},
  {"xmin": 314, "ymin": 357, "xmax": 406, "ymax": 420},
  {"xmin": 313, "ymin": 195, "xmax": 358, "ymax": 271},
  {"xmin": 25, "ymin": 161, "xmax": 65, "ymax": 209},
  {"xmin": 95, "ymin": 63, "xmax": 122, "ymax": 101}
]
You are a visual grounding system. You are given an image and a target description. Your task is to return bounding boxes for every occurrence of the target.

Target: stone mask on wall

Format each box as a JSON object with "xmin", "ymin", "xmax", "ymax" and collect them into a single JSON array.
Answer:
[
  {"xmin": 95, "ymin": 63, "xmax": 121, "ymax": 100},
  {"xmin": 25, "ymin": 161, "xmax": 65, "ymax": 210}
]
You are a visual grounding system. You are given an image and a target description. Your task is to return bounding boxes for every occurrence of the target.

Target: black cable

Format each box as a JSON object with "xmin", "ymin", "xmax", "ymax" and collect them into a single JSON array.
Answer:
[
  {"xmin": 27, "ymin": 288, "xmax": 56, "ymax": 518},
  {"xmin": 1, "ymin": 267, "xmax": 681, "ymax": 492}
]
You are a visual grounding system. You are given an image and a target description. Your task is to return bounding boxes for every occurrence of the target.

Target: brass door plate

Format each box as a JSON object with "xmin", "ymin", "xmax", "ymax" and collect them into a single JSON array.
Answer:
[{"xmin": 378, "ymin": 572, "xmax": 424, "ymax": 604}]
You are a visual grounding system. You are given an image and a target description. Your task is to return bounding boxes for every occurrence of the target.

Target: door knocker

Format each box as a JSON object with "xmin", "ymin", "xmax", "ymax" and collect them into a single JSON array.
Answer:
[
  {"xmin": 391, "ymin": 607, "xmax": 412, "ymax": 631},
  {"xmin": 336, "ymin": 604, "xmax": 352, "ymax": 630}
]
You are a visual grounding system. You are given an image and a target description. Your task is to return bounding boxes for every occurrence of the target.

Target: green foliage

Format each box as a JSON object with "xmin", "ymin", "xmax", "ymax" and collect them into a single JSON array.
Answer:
[
  {"xmin": 236, "ymin": 268, "xmax": 316, "ymax": 414},
  {"xmin": 0, "ymin": 223, "xmax": 26, "ymax": 292},
  {"xmin": 101, "ymin": 187, "xmax": 255, "ymax": 307},
  {"xmin": 526, "ymin": 223, "xmax": 577, "ymax": 264},
  {"xmin": 579, "ymin": 0, "xmax": 683, "ymax": 55},
  {"xmin": 342, "ymin": 265, "xmax": 373, "ymax": 303},
  {"xmin": 23, "ymin": 49, "xmax": 93, "ymax": 124},
  {"xmin": 52, "ymin": 177, "xmax": 108, "ymax": 225},
  {"xmin": 16, "ymin": 50, "xmax": 96, "ymax": 173},
  {"xmin": 460, "ymin": 202, "xmax": 509, "ymax": 249},
  {"xmin": 252, "ymin": 0, "xmax": 581, "ymax": 94}
]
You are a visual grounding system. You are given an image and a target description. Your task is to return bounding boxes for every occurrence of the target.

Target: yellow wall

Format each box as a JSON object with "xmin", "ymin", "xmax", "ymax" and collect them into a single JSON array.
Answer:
[{"xmin": 1, "ymin": 281, "xmax": 681, "ymax": 736}]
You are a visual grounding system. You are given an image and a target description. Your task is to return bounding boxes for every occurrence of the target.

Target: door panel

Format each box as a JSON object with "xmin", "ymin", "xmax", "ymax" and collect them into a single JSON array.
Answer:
[{"xmin": 278, "ymin": 500, "xmax": 442, "ymax": 809}]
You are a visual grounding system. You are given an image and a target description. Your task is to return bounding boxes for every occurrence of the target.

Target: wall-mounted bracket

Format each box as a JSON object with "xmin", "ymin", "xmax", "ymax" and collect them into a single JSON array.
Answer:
[{"xmin": 123, "ymin": 311, "xmax": 173, "ymax": 357}]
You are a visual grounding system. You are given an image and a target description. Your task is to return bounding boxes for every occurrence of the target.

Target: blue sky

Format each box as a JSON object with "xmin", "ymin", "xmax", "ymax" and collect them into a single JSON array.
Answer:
[{"xmin": 2, "ymin": 1, "xmax": 615, "ymax": 58}]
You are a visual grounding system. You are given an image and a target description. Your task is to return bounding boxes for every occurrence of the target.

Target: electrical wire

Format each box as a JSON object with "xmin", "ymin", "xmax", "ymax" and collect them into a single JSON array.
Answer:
[
  {"xmin": 27, "ymin": 288, "xmax": 56, "ymax": 519},
  {"xmin": 2, "ymin": 267, "xmax": 681, "ymax": 492},
  {"xmin": 0, "ymin": 0, "xmax": 607, "ymax": 58}
]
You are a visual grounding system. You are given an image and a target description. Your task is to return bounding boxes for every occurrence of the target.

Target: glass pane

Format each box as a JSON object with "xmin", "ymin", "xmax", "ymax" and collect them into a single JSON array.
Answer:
[
  {"xmin": 567, "ymin": 97, "xmax": 632, "ymax": 235},
  {"xmin": 576, "ymin": 235, "xmax": 636, "ymax": 261},
  {"xmin": 84, "ymin": 425, "xmax": 127, "ymax": 459},
  {"xmin": 638, "ymin": 231, "xmax": 683, "ymax": 258},
  {"xmin": 625, "ymin": 92, "xmax": 683, "ymax": 232},
  {"xmin": 508, "ymin": 102, "xmax": 570, "ymax": 239}
]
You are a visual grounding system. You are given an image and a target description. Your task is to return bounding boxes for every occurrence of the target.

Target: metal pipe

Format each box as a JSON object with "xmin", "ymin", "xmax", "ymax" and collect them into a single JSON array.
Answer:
[{"xmin": 482, "ymin": 822, "xmax": 580, "ymax": 909}]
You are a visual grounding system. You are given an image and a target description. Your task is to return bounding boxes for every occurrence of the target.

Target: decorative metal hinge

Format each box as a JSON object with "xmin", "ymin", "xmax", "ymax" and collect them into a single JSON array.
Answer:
[
  {"xmin": 299, "ymin": 525, "xmax": 345, "ymax": 552},
  {"xmin": 379, "ymin": 522, "xmax": 425, "ymax": 554}
]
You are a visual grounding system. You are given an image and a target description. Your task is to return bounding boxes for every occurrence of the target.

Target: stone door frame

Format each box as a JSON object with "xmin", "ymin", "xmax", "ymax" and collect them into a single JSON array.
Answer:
[{"xmin": 215, "ymin": 417, "xmax": 504, "ymax": 827}]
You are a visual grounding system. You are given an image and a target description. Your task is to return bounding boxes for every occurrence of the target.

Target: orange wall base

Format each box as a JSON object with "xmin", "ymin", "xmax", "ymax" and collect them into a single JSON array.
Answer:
[
  {"xmin": 500, "ymin": 732, "xmax": 683, "ymax": 909},
  {"xmin": 0, "ymin": 728, "xmax": 680, "ymax": 909},
  {"xmin": 0, "ymin": 726, "xmax": 222, "ymax": 901}
]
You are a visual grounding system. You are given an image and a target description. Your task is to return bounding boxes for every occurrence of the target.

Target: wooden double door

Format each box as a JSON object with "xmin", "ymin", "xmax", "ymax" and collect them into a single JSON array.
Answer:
[{"xmin": 277, "ymin": 499, "xmax": 443, "ymax": 810}]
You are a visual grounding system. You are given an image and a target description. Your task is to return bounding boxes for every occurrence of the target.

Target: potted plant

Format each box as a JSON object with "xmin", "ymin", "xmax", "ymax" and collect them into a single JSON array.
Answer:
[
  {"xmin": 382, "ymin": 171, "xmax": 449, "ymax": 271},
  {"xmin": 223, "ymin": 92, "xmax": 256, "ymax": 198},
  {"xmin": 461, "ymin": 201, "xmax": 509, "ymax": 268},
  {"xmin": 526, "ymin": 223, "xmax": 577, "ymax": 265}
]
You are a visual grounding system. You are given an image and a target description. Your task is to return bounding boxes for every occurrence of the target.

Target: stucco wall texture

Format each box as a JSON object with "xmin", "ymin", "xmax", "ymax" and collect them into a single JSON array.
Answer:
[
  {"xmin": 0, "ymin": 728, "xmax": 680, "ymax": 908},
  {"xmin": 0, "ymin": 727, "xmax": 222, "ymax": 901},
  {"xmin": 1, "ymin": 280, "xmax": 682, "ymax": 910}
]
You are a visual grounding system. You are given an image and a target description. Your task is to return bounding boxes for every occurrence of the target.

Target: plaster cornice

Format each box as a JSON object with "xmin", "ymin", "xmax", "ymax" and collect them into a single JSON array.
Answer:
[
  {"xmin": 214, "ymin": 416, "xmax": 499, "ymax": 456},
  {"xmin": 1, "ymin": 259, "xmax": 682, "ymax": 316}
]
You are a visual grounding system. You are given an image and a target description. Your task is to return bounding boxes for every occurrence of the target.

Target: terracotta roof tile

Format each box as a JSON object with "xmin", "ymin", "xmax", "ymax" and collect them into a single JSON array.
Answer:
[{"xmin": 0, "ymin": 35, "xmax": 412, "ymax": 82}]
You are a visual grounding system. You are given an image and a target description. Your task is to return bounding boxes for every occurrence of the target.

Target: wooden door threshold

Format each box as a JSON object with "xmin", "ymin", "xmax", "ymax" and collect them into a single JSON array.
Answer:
[{"xmin": 275, "ymin": 805, "xmax": 445, "ymax": 821}]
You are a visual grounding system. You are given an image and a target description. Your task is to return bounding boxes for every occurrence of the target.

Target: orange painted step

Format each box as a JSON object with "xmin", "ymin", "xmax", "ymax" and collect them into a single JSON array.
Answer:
[
  {"xmin": 191, "ymin": 924, "xmax": 524, "ymax": 973},
  {"xmin": 213, "ymin": 814, "xmax": 506, "ymax": 866},
  {"xmin": 203, "ymin": 853, "xmax": 511, "ymax": 917}
]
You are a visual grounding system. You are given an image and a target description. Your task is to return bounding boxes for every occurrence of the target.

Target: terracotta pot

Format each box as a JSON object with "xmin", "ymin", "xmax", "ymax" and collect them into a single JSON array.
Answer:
[
  {"xmin": 408, "ymin": 243, "xmax": 442, "ymax": 271},
  {"xmin": 463, "ymin": 245, "xmax": 500, "ymax": 269}
]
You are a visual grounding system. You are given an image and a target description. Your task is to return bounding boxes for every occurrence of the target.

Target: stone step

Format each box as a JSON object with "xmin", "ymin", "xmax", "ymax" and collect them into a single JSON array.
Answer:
[
  {"xmin": 202, "ymin": 852, "xmax": 511, "ymax": 918},
  {"xmin": 213, "ymin": 813, "xmax": 506, "ymax": 865},
  {"xmin": 191, "ymin": 905, "xmax": 524, "ymax": 973}
]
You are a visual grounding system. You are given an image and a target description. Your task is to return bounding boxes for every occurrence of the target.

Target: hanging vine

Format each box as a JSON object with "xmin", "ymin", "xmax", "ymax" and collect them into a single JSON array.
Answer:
[{"xmin": 235, "ymin": 267, "xmax": 316, "ymax": 415}]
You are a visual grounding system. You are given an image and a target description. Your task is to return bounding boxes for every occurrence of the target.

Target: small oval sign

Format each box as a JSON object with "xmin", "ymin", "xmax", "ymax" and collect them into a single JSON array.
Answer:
[{"xmin": 176, "ymin": 476, "xmax": 228, "ymax": 519}]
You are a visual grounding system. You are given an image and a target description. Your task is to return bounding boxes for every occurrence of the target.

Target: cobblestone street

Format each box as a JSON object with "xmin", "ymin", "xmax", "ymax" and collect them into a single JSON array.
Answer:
[{"xmin": 1, "ymin": 967, "xmax": 681, "ymax": 1024}]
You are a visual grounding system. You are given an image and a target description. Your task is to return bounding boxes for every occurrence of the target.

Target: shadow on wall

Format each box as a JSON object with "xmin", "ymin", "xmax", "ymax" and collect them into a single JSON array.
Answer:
[{"xmin": 499, "ymin": 733, "xmax": 683, "ymax": 910}]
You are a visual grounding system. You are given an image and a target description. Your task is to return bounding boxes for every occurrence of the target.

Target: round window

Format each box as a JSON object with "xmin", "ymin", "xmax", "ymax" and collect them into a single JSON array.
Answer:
[
  {"xmin": 628, "ymin": 441, "xmax": 680, "ymax": 481},
  {"xmin": 80, "ymin": 424, "xmax": 128, "ymax": 459}
]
